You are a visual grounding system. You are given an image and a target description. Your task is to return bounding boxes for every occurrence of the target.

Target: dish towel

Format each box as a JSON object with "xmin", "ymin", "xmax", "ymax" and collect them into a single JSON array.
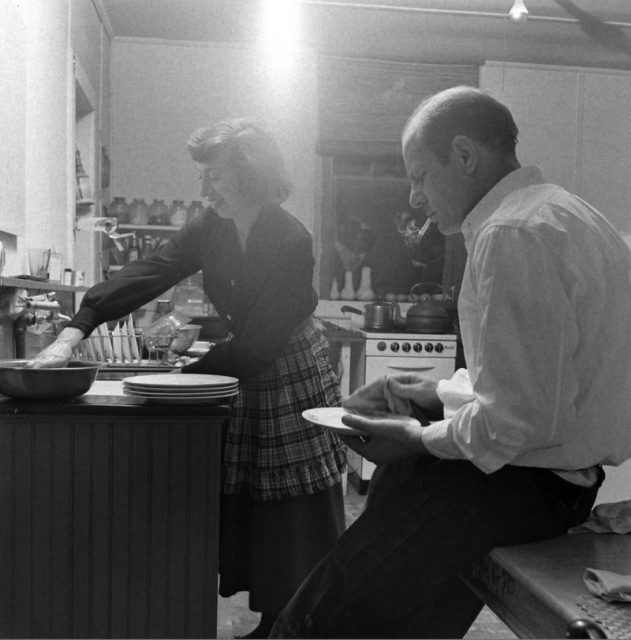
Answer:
[
  {"xmin": 583, "ymin": 568, "xmax": 631, "ymax": 603},
  {"xmin": 568, "ymin": 499, "xmax": 631, "ymax": 534}
]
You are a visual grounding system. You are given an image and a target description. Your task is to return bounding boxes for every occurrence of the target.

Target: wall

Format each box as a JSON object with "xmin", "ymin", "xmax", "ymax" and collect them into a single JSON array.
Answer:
[
  {"xmin": 110, "ymin": 39, "xmax": 319, "ymax": 233},
  {"xmin": 0, "ymin": 0, "xmax": 111, "ymax": 282}
]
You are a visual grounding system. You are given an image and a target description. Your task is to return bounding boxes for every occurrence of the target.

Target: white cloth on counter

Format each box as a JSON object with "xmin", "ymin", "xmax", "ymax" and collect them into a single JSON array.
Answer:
[
  {"xmin": 583, "ymin": 567, "xmax": 631, "ymax": 603},
  {"xmin": 569, "ymin": 499, "xmax": 631, "ymax": 534},
  {"xmin": 419, "ymin": 166, "xmax": 631, "ymax": 477}
]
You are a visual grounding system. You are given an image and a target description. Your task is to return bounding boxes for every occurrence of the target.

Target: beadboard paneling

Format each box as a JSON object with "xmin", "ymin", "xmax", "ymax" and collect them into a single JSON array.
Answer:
[{"xmin": 0, "ymin": 417, "xmax": 221, "ymax": 639}]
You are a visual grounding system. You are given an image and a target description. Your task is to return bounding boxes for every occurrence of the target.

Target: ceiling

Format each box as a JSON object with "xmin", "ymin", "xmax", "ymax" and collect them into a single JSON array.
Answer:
[{"xmin": 98, "ymin": 0, "xmax": 631, "ymax": 70}]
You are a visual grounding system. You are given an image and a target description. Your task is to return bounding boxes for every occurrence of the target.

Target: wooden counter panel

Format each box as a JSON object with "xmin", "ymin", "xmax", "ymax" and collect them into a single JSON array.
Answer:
[{"xmin": 0, "ymin": 414, "xmax": 223, "ymax": 638}]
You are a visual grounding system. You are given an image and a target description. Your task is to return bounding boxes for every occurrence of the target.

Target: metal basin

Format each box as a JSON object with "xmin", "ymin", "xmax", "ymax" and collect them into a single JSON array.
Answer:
[{"xmin": 0, "ymin": 360, "xmax": 100, "ymax": 400}]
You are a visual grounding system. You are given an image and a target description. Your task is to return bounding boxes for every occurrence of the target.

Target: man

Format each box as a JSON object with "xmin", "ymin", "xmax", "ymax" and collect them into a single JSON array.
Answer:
[{"xmin": 270, "ymin": 86, "xmax": 631, "ymax": 638}]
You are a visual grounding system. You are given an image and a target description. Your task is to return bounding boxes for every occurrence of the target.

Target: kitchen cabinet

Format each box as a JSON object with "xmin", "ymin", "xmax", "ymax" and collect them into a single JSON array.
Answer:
[
  {"xmin": 0, "ymin": 381, "xmax": 228, "ymax": 638},
  {"xmin": 480, "ymin": 61, "xmax": 631, "ymax": 233}
]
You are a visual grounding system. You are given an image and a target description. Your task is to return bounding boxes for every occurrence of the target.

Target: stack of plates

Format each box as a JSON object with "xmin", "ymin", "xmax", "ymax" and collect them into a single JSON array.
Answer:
[{"xmin": 123, "ymin": 373, "xmax": 239, "ymax": 405}]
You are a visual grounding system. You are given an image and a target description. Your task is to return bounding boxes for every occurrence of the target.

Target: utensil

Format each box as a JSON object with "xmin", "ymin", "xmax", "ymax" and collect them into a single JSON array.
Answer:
[
  {"xmin": 0, "ymin": 360, "xmax": 100, "ymax": 400},
  {"xmin": 406, "ymin": 283, "xmax": 452, "ymax": 334},
  {"xmin": 341, "ymin": 299, "xmax": 401, "ymax": 332}
]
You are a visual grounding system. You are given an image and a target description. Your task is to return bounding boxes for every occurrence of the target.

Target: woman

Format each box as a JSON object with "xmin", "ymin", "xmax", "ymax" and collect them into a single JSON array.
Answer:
[{"xmin": 30, "ymin": 118, "xmax": 347, "ymax": 638}]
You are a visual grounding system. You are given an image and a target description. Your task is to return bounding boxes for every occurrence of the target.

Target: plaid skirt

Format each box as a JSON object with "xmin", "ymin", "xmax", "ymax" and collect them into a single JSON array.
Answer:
[{"xmin": 223, "ymin": 317, "xmax": 347, "ymax": 501}]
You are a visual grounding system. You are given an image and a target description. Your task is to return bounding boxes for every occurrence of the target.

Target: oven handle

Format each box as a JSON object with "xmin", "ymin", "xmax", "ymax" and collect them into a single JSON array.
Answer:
[{"xmin": 384, "ymin": 365, "xmax": 436, "ymax": 372}]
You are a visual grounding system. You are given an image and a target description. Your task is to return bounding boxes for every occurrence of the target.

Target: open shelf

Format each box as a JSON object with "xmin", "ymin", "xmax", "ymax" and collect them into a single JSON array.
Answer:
[{"xmin": 0, "ymin": 276, "xmax": 89, "ymax": 292}]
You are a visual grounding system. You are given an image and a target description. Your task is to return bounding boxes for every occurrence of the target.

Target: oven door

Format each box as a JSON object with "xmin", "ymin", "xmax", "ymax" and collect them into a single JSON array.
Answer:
[{"xmin": 364, "ymin": 355, "xmax": 454, "ymax": 385}]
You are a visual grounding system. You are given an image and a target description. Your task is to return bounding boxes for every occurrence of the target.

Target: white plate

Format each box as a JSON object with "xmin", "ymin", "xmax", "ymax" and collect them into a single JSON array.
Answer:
[
  {"xmin": 186, "ymin": 348, "xmax": 210, "ymax": 358},
  {"xmin": 124, "ymin": 380, "xmax": 238, "ymax": 391},
  {"xmin": 302, "ymin": 407, "xmax": 413, "ymax": 436},
  {"xmin": 123, "ymin": 388, "xmax": 238, "ymax": 398},
  {"xmin": 123, "ymin": 373, "xmax": 238, "ymax": 388},
  {"xmin": 124, "ymin": 389, "xmax": 238, "ymax": 403},
  {"xmin": 123, "ymin": 384, "xmax": 239, "ymax": 396},
  {"xmin": 124, "ymin": 392, "xmax": 232, "ymax": 405},
  {"xmin": 302, "ymin": 407, "xmax": 365, "ymax": 435}
]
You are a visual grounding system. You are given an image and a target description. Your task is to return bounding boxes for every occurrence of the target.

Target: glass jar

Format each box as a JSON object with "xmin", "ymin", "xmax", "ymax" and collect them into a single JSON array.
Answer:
[
  {"xmin": 172, "ymin": 273, "xmax": 208, "ymax": 317},
  {"xmin": 187, "ymin": 200, "xmax": 205, "ymax": 223},
  {"xmin": 147, "ymin": 199, "xmax": 169, "ymax": 226},
  {"xmin": 129, "ymin": 198, "xmax": 149, "ymax": 225},
  {"xmin": 169, "ymin": 200, "xmax": 188, "ymax": 227},
  {"xmin": 109, "ymin": 196, "xmax": 130, "ymax": 223}
]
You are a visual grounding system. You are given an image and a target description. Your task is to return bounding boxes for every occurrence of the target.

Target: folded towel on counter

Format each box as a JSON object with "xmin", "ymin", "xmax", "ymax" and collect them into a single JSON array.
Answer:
[
  {"xmin": 568, "ymin": 499, "xmax": 631, "ymax": 534},
  {"xmin": 584, "ymin": 567, "xmax": 631, "ymax": 602}
]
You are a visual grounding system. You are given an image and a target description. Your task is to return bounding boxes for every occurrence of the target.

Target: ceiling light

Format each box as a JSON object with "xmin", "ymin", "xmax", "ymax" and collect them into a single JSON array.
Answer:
[{"xmin": 509, "ymin": 0, "xmax": 529, "ymax": 24}]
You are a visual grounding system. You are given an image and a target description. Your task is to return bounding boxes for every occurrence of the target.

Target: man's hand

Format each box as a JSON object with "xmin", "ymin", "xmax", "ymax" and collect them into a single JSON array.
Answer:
[
  {"xmin": 342, "ymin": 373, "xmax": 443, "ymax": 418},
  {"xmin": 387, "ymin": 375, "xmax": 443, "ymax": 419},
  {"xmin": 342, "ymin": 376, "xmax": 393, "ymax": 413},
  {"xmin": 340, "ymin": 411, "xmax": 429, "ymax": 466},
  {"xmin": 26, "ymin": 327, "xmax": 84, "ymax": 368}
]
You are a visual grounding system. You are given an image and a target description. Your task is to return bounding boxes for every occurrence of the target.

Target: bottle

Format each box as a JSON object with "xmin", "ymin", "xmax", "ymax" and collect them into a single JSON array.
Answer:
[
  {"xmin": 172, "ymin": 273, "xmax": 207, "ymax": 317},
  {"xmin": 147, "ymin": 199, "xmax": 169, "ymax": 225},
  {"xmin": 356, "ymin": 266, "xmax": 374, "ymax": 301},
  {"xmin": 75, "ymin": 148, "xmax": 93, "ymax": 202},
  {"xmin": 129, "ymin": 198, "xmax": 149, "ymax": 225},
  {"xmin": 340, "ymin": 270, "xmax": 355, "ymax": 300},
  {"xmin": 169, "ymin": 200, "xmax": 188, "ymax": 227},
  {"xmin": 187, "ymin": 200, "xmax": 205, "ymax": 223},
  {"xmin": 128, "ymin": 234, "xmax": 139, "ymax": 262},
  {"xmin": 101, "ymin": 146, "xmax": 111, "ymax": 190},
  {"xmin": 329, "ymin": 278, "xmax": 340, "ymax": 300},
  {"xmin": 109, "ymin": 197, "xmax": 130, "ymax": 223},
  {"xmin": 141, "ymin": 234, "xmax": 154, "ymax": 260}
]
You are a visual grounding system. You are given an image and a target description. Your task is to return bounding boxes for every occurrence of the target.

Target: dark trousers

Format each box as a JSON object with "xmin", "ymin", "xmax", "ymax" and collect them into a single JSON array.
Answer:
[{"xmin": 269, "ymin": 457, "xmax": 602, "ymax": 639}]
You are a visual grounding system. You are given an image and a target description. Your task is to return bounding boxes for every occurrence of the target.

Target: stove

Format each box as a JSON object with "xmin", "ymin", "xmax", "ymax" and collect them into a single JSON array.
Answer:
[{"xmin": 347, "ymin": 330, "xmax": 458, "ymax": 493}]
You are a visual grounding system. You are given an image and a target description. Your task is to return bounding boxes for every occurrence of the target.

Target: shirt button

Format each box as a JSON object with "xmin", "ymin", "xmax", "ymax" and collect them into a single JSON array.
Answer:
[
  {"xmin": 230, "ymin": 279, "xmax": 236, "ymax": 286},
  {"xmin": 226, "ymin": 314, "xmax": 232, "ymax": 321}
]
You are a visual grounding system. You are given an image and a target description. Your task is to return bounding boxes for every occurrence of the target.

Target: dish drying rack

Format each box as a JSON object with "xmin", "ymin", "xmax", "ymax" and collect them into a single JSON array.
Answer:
[{"xmin": 73, "ymin": 315, "xmax": 145, "ymax": 365}]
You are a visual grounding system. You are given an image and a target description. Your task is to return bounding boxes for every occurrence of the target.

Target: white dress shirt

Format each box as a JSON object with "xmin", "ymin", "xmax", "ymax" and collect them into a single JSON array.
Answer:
[{"xmin": 421, "ymin": 166, "xmax": 631, "ymax": 478}]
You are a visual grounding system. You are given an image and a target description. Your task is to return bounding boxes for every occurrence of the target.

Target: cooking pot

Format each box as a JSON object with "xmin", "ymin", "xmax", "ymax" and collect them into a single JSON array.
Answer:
[
  {"xmin": 406, "ymin": 283, "xmax": 452, "ymax": 334},
  {"xmin": 341, "ymin": 300, "xmax": 400, "ymax": 332}
]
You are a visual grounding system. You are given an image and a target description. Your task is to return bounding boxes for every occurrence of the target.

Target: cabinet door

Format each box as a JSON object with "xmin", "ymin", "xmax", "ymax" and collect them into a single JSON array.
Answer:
[
  {"xmin": 580, "ymin": 72, "xmax": 631, "ymax": 233},
  {"xmin": 480, "ymin": 62, "xmax": 581, "ymax": 193}
]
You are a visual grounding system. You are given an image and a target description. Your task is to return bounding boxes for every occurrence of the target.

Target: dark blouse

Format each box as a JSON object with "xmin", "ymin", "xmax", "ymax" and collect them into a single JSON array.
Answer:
[{"xmin": 69, "ymin": 205, "xmax": 318, "ymax": 379}]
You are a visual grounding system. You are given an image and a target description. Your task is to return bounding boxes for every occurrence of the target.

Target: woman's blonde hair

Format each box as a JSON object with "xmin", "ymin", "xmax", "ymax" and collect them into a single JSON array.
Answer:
[{"xmin": 187, "ymin": 118, "xmax": 292, "ymax": 205}]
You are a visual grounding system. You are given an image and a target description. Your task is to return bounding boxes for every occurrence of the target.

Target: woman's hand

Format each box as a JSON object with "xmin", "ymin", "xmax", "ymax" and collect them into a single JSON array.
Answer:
[
  {"xmin": 340, "ymin": 412, "xmax": 428, "ymax": 465},
  {"xmin": 26, "ymin": 327, "xmax": 85, "ymax": 369}
]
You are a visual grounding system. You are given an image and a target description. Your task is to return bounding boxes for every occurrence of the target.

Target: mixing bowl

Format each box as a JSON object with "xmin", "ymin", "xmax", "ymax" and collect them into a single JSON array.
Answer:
[{"xmin": 0, "ymin": 360, "xmax": 100, "ymax": 400}]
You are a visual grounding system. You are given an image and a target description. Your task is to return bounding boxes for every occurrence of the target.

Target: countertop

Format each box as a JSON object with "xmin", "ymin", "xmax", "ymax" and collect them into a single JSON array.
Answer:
[{"xmin": 0, "ymin": 379, "xmax": 231, "ymax": 417}]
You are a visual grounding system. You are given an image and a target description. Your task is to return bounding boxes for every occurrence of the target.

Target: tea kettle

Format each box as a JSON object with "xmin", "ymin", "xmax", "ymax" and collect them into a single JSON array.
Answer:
[{"xmin": 405, "ymin": 283, "xmax": 452, "ymax": 334}]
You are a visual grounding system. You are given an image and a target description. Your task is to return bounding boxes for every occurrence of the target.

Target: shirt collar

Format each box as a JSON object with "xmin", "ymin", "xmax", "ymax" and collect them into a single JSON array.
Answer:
[{"xmin": 461, "ymin": 166, "xmax": 546, "ymax": 253}]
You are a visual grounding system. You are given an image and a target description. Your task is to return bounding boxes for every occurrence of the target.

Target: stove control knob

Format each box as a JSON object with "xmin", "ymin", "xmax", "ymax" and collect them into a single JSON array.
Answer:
[
  {"xmin": 413, "ymin": 343, "xmax": 423, "ymax": 353},
  {"xmin": 402, "ymin": 342, "xmax": 411, "ymax": 352},
  {"xmin": 390, "ymin": 342, "xmax": 400, "ymax": 352},
  {"xmin": 377, "ymin": 341, "xmax": 387, "ymax": 352},
  {"xmin": 424, "ymin": 343, "xmax": 434, "ymax": 353},
  {"xmin": 435, "ymin": 343, "xmax": 444, "ymax": 353}
]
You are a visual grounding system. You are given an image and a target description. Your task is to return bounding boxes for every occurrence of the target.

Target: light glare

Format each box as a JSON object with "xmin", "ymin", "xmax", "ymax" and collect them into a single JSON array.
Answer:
[{"xmin": 261, "ymin": 0, "xmax": 302, "ymax": 73}]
